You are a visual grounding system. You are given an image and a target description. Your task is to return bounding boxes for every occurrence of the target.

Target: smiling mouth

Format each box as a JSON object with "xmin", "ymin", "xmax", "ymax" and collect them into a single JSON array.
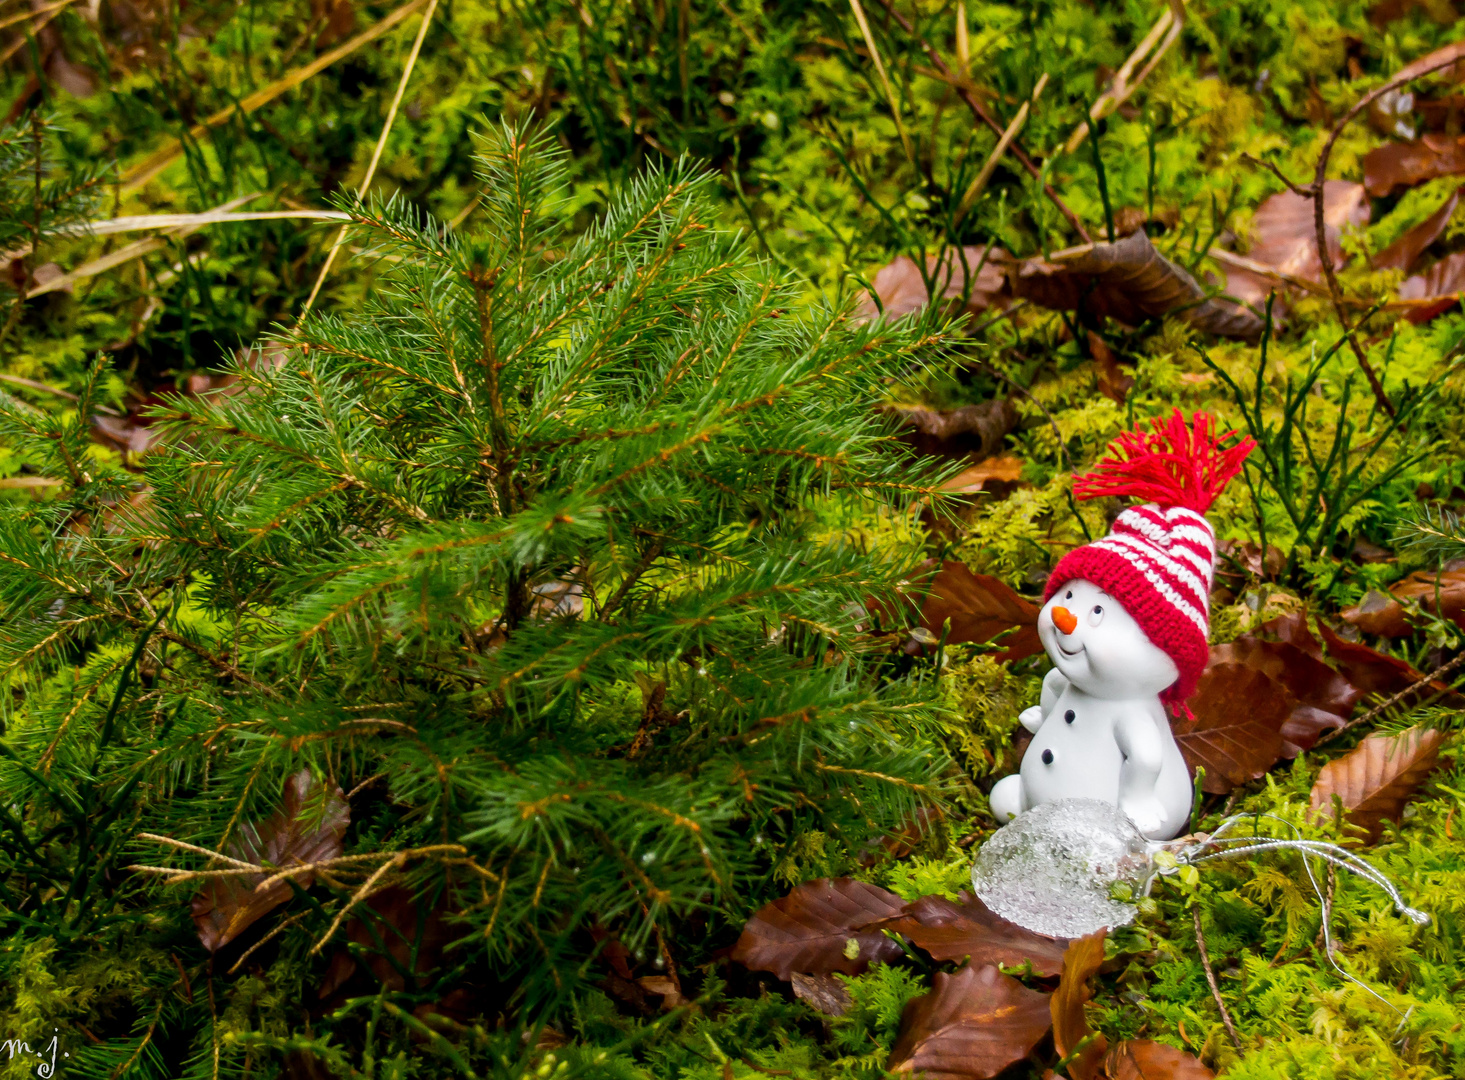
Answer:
[{"xmin": 1057, "ymin": 641, "xmax": 1084, "ymax": 658}]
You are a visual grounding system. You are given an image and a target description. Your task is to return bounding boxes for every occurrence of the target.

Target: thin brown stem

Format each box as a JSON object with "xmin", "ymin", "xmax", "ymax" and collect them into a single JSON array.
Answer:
[
  {"xmin": 1194, "ymin": 906, "xmax": 1243, "ymax": 1054},
  {"xmin": 1311, "ymin": 47, "xmax": 1465, "ymax": 419},
  {"xmin": 599, "ymin": 536, "xmax": 666, "ymax": 622}
]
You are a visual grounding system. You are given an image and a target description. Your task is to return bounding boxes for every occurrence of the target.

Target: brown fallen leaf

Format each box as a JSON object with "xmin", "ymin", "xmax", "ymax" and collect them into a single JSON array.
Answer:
[
  {"xmin": 1315, "ymin": 621, "xmax": 1452, "ymax": 702},
  {"xmin": 1104, "ymin": 1040, "xmax": 1215, "ymax": 1080},
  {"xmin": 1087, "ymin": 330, "xmax": 1133, "ymax": 404},
  {"xmin": 914, "ymin": 560, "xmax": 1043, "ymax": 662},
  {"xmin": 1399, "ymin": 251, "xmax": 1465, "ymax": 322},
  {"xmin": 1208, "ymin": 635, "xmax": 1358, "ymax": 754},
  {"xmin": 1342, "ymin": 569, "xmax": 1465, "ymax": 636},
  {"xmin": 888, "ymin": 963, "xmax": 1053, "ymax": 1080},
  {"xmin": 791, "ymin": 972, "xmax": 852, "ymax": 1016},
  {"xmin": 1051, "ymin": 930, "xmax": 1107, "ymax": 1080},
  {"xmin": 192, "ymin": 770, "xmax": 350, "ymax": 952},
  {"xmin": 881, "ymin": 399, "xmax": 1019, "ymax": 459},
  {"xmin": 857, "ymin": 246, "xmax": 1009, "ymax": 322},
  {"xmin": 1251, "ymin": 181, "xmax": 1370, "ymax": 276},
  {"xmin": 317, "ymin": 884, "xmax": 461, "ymax": 1002},
  {"xmin": 1172, "ymin": 664, "xmax": 1293, "ymax": 793},
  {"xmin": 1374, "ymin": 186, "xmax": 1461, "ymax": 273},
  {"xmin": 880, "ymin": 891, "xmax": 1069, "ymax": 976},
  {"xmin": 729, "ymin": 877, "xmax": 908, "ymax": 980},
  {"xmin": 1308, "ymin": 727, "xmax": 1445, "ymax": 843},
  {"xmin": 1013, "ymin": 231, "xmax": 1264, "ymax": 341},
  {"xmin": 940, "ymin": 455, "xmax": 1025, "ymax": 492},
  {"xmin": 1364, "ymin": 134, "xmax": 1465, "ymax": 198},
  {"xmin": 637, "ymin": 975, "xmax": 685, "ymax": 1009}
]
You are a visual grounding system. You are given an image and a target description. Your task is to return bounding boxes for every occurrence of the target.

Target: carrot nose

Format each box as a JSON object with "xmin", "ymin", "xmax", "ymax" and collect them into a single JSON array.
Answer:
[{"xmin": 1051, "ymin": 606, "xmax": 1077, "ymax": 635}]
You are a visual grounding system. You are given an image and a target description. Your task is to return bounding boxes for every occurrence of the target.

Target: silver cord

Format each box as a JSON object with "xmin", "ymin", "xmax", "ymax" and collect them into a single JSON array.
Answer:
[{"xmin": 1166, "ymin": 812, "xmax": 1427, "ymax": 1038}]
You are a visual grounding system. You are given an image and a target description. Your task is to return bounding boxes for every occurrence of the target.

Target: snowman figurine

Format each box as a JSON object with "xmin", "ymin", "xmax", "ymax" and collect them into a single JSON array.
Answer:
[{"xmin": 988, "ymin": 411, "xmax": 1254, "ymax": 841}]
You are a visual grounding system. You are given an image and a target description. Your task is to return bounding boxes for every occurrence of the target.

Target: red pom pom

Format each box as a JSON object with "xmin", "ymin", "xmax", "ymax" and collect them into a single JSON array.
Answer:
[{"xmin": 1072, "ymin": 410, "xmax": 1255, "ymax": 514}]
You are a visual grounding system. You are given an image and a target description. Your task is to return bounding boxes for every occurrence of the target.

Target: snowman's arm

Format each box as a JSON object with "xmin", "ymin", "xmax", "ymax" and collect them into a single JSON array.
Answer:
[
  {"xmin": 1019, "ymin": 667, "xmax": 1070, "ymax": 733},
  {"xmin": 1038, "ymin": 667, "xmax": 1069, "ymax": 713},
  {"xmin": 1114, "ymin": 710, "xmax": 1165, "ymax": 800}
]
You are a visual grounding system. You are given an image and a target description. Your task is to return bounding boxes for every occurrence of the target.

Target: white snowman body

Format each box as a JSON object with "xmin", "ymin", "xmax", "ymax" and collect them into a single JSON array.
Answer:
[{"xmin": 988, "ymin": 578, "xmax": 1193, "ymax": 840}]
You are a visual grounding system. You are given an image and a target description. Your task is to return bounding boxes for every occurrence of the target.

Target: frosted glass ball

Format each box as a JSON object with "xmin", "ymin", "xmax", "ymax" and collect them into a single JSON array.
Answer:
[{"xmin": 971, "ymin": 798, "xmax": 1152, "ymax": 938}]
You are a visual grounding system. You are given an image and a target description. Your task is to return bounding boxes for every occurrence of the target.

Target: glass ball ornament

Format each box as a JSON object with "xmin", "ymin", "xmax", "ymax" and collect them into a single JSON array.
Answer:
[{"xmin": 971, "ymin": 798, "xmax": 1154, "ymax": 938}]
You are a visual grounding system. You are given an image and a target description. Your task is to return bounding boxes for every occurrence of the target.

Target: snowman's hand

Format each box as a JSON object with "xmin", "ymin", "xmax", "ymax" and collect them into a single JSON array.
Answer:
[
  {"xmin": 1018, "ymin": 705, "xmax": 1046, "ymax": 733},
  {"xmin": 1119, "ymin": 794, "xmax": 1167, "ymax": 838}
]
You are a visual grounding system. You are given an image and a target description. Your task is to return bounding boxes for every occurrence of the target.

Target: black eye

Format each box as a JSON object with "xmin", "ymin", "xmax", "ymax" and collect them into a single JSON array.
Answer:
[
  {"xmin": 1092, "ymin": 606, "xmax": 1103, "ymax": 615},
  {"xmin": 1065, "ymin": 591, "xmax": 1072, "ymax": 600}
]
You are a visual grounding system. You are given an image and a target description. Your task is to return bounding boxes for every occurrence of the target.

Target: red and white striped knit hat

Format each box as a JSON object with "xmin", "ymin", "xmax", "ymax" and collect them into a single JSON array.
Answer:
[{"xmin": 1045, "ymin": 411, "xmax": 1255, "ymax": 707}]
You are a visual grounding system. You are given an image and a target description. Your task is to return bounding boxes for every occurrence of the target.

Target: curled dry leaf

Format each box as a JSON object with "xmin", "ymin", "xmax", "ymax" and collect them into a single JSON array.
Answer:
[
  {"xmin": 1364, "ymin": 134, "xmax": 1465, "ymax": 198},
  {"xmin": 857, "ymin": 246, "xmax": 1008, "ymax": 322},
  {"xmin": 881, "ymin": 398, "xmax": 1019, "ymax": 459},
  {"xmin": 1342, "ymin": 569, "xmax": 1465, "ymax": 637},
  {"xmin": 1051, "ymin": 930, "xmax": 1107, "ymax": 1080},
  {"xmin": 1308, "ymin": 727, "xmax": 1445, "ymax": 843},
  {"xmin": 888, "ymin": 963, "xmax": 1053, "ymax": 1080},
  {"xmin": 1172, "ymin": 663, "xmax": 1293, "ymax": 793},
  {"xmin": 1104, "ymin": 1040, "xmax": 1215, "ymax": 1080},
  {"xmin": 914, "ymin": 560, "xmax": 1043, "ymax": 662},
  {"xmin": 729, "ymin": 877, "xmax": 908, "ymax": 980},
  {"xmin": 1086, "ymin": 330, "xmax": 1134, "ymax": 404},
  {"xmin": 1315, "ymin": 620, "xmax": 1458, "ymax": 703},
  {"xmin": 791, "ymin": 972, "xmax": 852, "ymax": 1016},
  {"xmin": 1013, "ymin": 231, "xmax": 1264, "ymax": 341},
  {"xmin": 880, "ymin": 891, "xmax": 1069, "ymax": 975},
  {"xmin": 1374, "ymin": 186, "xmax": 1461, "ymax": 272},
  {"xmin": 192, "ymin": 770, "xmax": 350, "ymax": 952}
]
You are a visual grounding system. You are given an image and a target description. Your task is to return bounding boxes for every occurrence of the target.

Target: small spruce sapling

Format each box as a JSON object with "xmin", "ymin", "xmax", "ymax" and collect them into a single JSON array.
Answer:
[{"xmin": 0, "ymin": 121, "xmax": 952, "ymax": 1057}]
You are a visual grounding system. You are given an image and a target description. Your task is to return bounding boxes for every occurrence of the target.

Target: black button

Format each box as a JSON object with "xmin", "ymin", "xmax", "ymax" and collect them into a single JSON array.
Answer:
[
  {"xmin": 1065, "ymin": 710, "xmax": 1076, "ymax": 724},
  {"xmin": 1041, "ymin": 749, "xmax": 1054, "ymax": 765}
]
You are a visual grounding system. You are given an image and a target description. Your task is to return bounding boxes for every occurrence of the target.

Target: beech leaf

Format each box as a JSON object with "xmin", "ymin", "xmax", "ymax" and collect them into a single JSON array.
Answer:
[
  {"xmin": 729, "ymin": 877, "xmax": 908, "ymax": 980},
  {"xmin": 790, "ymin": 972, "xmax": 852, "ymax": 1016},
  {"xmin": 881, "ymin": 891, "xmax": 1069, "ymax": 975},
  {"xmin": 1208, "ymin": 635, "xmax": 1356, "ymax": 755},
  {"xmin": 858, "ymin": 246, "xmax": 1009, "ymax": 322},
  {"xmin": 1221, "ymin": 182, "xmax": 1369, "ymax": 309},
  {"xmin": 1104, "ymin": 1040, "xmax": 1216, "ymax": 1080},
  {"xmin": 888, "ymin": 963, "xmax": 1053, "ymax": 1080},
  {"xmin": 192, "ymin": 770, "xmax": 350, "ymax": 952},
  {"xmin": 1309, "ymin": 727, "xmax": 1445, "ymax": 843},
  {"xmin": 1364, "ymin": 134, "xmax": 1465, "ymax": 198},
  {"xmin": 1342, "ymin": 569, "xmax": 1465, "ymax": 636},
  {"xmin": 1399, "ymin": 251, "xmax": 1465, "ymax": 322},
  {"xmin": 1374, "ymin": 186, "xmax": 1461, "ymax": 272},
  {"xmin": 1051, "ymin": 930, "xmax": 1108, "ymax": 1080},
  {"xmin": 1171, "ymin": 664, "xmax": 1292, "ymax": 793},
  {"xmin": 915, "ymin": 560, "xmax": 1043, "ymax": 662}
]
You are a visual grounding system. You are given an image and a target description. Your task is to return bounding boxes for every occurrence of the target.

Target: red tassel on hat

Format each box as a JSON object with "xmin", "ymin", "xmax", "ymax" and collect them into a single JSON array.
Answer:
[{"xmin": 1071, "ymin": 410, "xmax": 1256, "ymax": 515}]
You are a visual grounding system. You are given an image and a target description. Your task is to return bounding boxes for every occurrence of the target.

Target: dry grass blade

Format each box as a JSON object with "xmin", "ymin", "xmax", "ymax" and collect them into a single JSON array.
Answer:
[
  {"xmin": 119, "ymin": 0, "xmax": 429, "ymax": 191},
  {"xmin": 957, "ymin": 73, "xmax": 1048, "ymax": 220},
  {"xmin": 25, "ymin": 202, "xmax": 346, "ymax": 299},
  {"xmin": 847, "ymin": 0, "xmax": 914, "ymax": 164},
  {"xmin": 0, "ymin": 0, "xmax": 75, "ymax": 33},
  {"xmin": 1062, "ymin": 1, "xmax": 1181, "ymax": 155},
  {"xmin": 302, "ymin": 0, "xmax": 441, "ymax": 315},
  {"xmin": 0, "ymin": 0, "xmax": 72, "ymax": 63}
]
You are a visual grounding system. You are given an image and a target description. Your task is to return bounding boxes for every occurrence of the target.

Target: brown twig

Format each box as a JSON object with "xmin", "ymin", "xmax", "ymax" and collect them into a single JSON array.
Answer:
[
  {"xmin": 872, "ymin": 0, "xmax": 1092, "ymax": 242},
  {"xmin": 1311, "ymin": 45, "xmax": 1465, "ymax": 419},
  {"xmin": 1194, "ymin": 906, "xmax": 1243, "ymax": 1054}
]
